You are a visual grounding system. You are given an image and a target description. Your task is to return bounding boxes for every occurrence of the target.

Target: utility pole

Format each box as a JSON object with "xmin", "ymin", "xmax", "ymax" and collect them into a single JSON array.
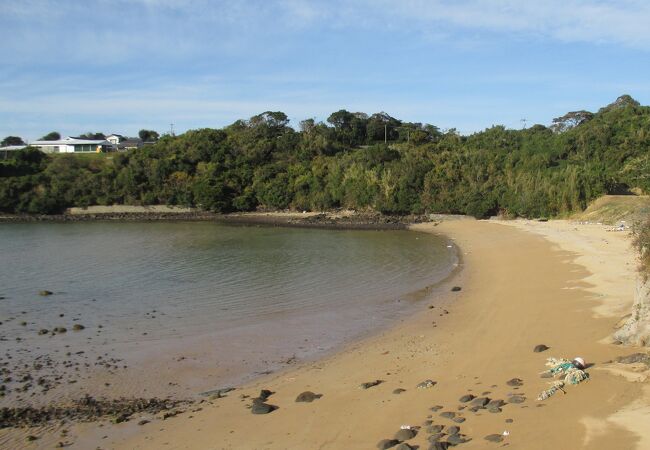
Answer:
[
  {"xmin": 521, "ymin": 118, "xmax": 527, "ymax": 129},
  {"xmin": 170, "ymin": 123, "xmax": 175, "ymax": 136},
  {"xmin": 384, "ymin": 124, "xmax": 387, "ymax": 144}
]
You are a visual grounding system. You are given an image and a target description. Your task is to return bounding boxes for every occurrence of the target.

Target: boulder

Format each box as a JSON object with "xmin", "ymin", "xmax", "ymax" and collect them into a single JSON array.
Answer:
[
  {"xmin": 394, "ymin": 428, "xmax": 416, "ymax": 441},
  {"xmin": 377, "ymin": 439, "xmax": 400, "ymax": 449},
  {"xmin": 533, "ymin": 344, "xmax": 549, "ymax": 353},
  {"xmin": 295, "ymin": 391, "xmax": 322, "ymax": 402}
]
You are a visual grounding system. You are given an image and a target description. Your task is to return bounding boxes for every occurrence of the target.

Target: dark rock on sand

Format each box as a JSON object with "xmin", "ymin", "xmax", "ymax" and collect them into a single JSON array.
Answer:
[
  {"xmin": 39, "ymin": 290, "xmax": 53, "ymax": 296},
  {"xmin": 508, "ymin": 395, "xmax": 526, "ymax": 404},
  {"xmin": 429, "ymin": 442, "xmax": 449, "ymax": 450},
  {"xmin": 484, "ymin": 434, "xmax": 504, "ymax": 443},
  {"xmin": 430, "ymin": 405, "xmax": 444, "ymax": 412},
  {"xmin": 506, "ymin": 378, "xmax": 523, "ymax": 387},
  {"xmin": 452, "ymin": 417, "xmax": 466, "ymax": 423},
  {"xmin": 38, "ymin": 329, "xmax": 49, "ymax": 335},
  {"xmin": 447, "ymin": 426, "xmax": 460, "ymax": 435},
  {"xmin": 440, "ymin": 411, "xmax": 456, "ymax": 419},
  {"xmin": 72, "ymin": 324, "xmax": 85, "ymax": 331},
  {"xmin": 360, "ymin": 380, "xmax": 383, "ymax": 389},
  {"xmin": 251, "ymin": 402, "xmax": 275, "ymax": 414},
  {"xmin": 488, "ymin": 407, "xmax": 502, "ymax": 413},
  {"xmin": 451, "ymin": 286, "xmax": 462, "ymax": 292},
  {"xmin": 393, "ymin": 388, "xmax": 406, "ymax": 395},
  {"xmin": 486, "ymin": 399, "xmax": 506, "ymax": 409},
  {"xmin": 395, "ymin": 428, "xmax": 417, "ymax": 441},
  {"xmin": 394, "ymin": 444, "xmax": 414, "ymax": 450},
  {"xmin": 459, "ymin": 394, "xmax": 475, "ymax": 403},
  {"xmin": 258, "ymin": 389, "xmax": 273, "ymax": 401},
  {"xmin": 377, "ymin": 438, "xmax": 400, "ymax": 449},
  {"xmin": 471, "ymin": 397, "xmax": 490, "ymax": 407},
  {"xmin": 53, "ymin": 327, "xmax": 67, "ymax": 334},
  {"xmin": 295, "ymin": 391, "xmax": 322, "ymax": 402},
  {"xmin": 534, "ymin": 344, "xmax": 549, "ymax": 353},
  {"xmin": 447, "ymin": 433, "xmax": 468, "ymax": 445},
  {"xmin": 617, "ymin": 353, "xmax": 650, "ymax": 365},
  {"xmin": 199, "ymin": 387, "xmax": 235, "ymax": 398},
  {"xmin": 427, "ymin": 424, "xmax": 444, "ymax": 434},
  {"xmin": 138, "ymin": 419, "xmax": 150, "ymax": 425},
  {"xmin": 417, "ymin": 379, "xmax": 437, "ymax": 389}
]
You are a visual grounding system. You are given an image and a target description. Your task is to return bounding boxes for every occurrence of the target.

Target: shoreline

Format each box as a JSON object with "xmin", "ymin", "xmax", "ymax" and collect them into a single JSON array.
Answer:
[
  {"xmin": 1, "ymin": 218, "xmax": 647, "ymax": 449},
  {"xmin": 0, "ymin": 210, "xmax": 433, "ymax": 230}
]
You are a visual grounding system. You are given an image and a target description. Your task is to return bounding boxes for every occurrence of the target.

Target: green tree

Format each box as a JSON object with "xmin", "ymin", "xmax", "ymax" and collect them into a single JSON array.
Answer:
[
  {"xmin": 40, "ymin": 131, "xmax": 61, "ymax": 141},
  {"xmin": 1, "ymin": 136, "xmax": 25, "ymax": 146}
]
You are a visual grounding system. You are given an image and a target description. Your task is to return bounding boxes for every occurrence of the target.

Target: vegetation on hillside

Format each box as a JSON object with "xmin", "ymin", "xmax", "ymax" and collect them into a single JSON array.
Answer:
[
  {"xmin": 636, "ymin": 219, "xmax": 650, "ymax": 280},
  {"xmin": 1, "ymin": 95, "xmax": 650, "ymax": 218}
]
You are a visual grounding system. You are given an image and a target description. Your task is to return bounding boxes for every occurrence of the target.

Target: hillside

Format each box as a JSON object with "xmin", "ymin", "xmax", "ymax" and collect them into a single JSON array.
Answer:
[{"xmin": 573, "ymin": 195, "xmax": 650, "ymax": 225}]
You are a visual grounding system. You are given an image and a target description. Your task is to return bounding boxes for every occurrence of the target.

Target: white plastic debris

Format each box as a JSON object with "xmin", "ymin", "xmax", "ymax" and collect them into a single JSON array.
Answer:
[
  {"xmin": 502, "ymin": 431, "xmax": 510, "ymax": 436},
  {"xmin": 400, "ymin": 425, "xmax": 412, "ymax": 430}
]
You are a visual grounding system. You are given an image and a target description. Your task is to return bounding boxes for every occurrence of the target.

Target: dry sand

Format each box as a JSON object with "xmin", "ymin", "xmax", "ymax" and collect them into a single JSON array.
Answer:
[{"xmin": 6, "ymin": 218, "xmax": 649, "ymax": 449}]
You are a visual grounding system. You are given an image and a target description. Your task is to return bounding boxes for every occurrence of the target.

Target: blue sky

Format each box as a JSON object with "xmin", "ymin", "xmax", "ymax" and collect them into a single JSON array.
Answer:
[{"xmin": 2, "ymin": 0, "xmax": 650, "ymax": 140}]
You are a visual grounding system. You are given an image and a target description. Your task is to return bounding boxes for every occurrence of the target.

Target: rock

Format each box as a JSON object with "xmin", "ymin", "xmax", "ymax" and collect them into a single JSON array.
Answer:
[
  {"xmin": 430, "ymin": 405, "xmax": 444, "ymax": 412},
  {"xmin": 451, "ymin": 286, "xmax": 462, "ymax": 292},
  {"xmin": 20, "ymin": 321, "xmax": 27, "ymax": 326},
  {"xmin": 26, "ymin": 435, "xmax": 38, "ymax": 441},
  {"xmin": 377, "ymin": 439, "xmax": 400, "ymax": 449},
  {"xmin": 394, "ymin": 444, "xmax": 414, "ymax": 450},
  {"xmin": 471, "ymin": 397, "xmax": 490, "ymax": 407},
  {"xmin": 38, "ymin": 329, "xmax": 49, "ymax": 335},
  {"xmin": 429, "ymin": 442, "xmax": 449, "ymax": 450},
  {"xmin": 251, "ymin": 402, "xmax": 275, "ymax": 414},
  {"xmin": 138, "ymin": 419, "xmax": 150, "ymax": 425},
  {"xmin": 488, "ymin": 407, "xmax": 502, "ymax": 413},
  {"xmin": 447, "ymin": 433, "xmax": 468, "ymax": 445},
  {"xmin": 360, "ymin": 380, "xmax": 383, "ymax": 389},
  {"xmin": 533, "ymin": 344, "xmax": 549, "ymax": 353},
  {"xmin": 417, "ymin": 379, "xmax": 437, "ymax": 389},
  {"xmin": 199, "ymin": 387, "xmax": 235, "ymax": 398},
  {"xmin": 394, "ymin": 428, "xmax": 417, "ymax": 441},
  {"xmin": 258, "ymin": 389, "xmax": 273, "ymax": 401},
  {"xmin": 486, "ymin": 399, "xmax": 506, "ymax": 409},
  {"xmin": 295, "ymin": 391, "xmax": 322, "ymax": 402},
  {"xmin": 508, "ymin": 395, "xmax": 526, "ymax": 404},
  {"xmin": 505, "ymin": 418, "xmax": 513, "ymax": 423},
  {"xmin": 616, "ymin": 353, "xmax": 650, "ymax": 365},
  {"xmin": 427, "ymin": 424, "xmax": 444, "ymax": 433},
  {"xmin": 393, "ymin": 388, "xmax": 406, "ymax": 394},
  {"xmin": 440, "ymin": 411, "xmax": 456, "ymax": 419},
  {"xmin": 112, "ymin": 413, "xmax": 131, "ymax": 423},
  {"xmin": 72, "ymin": 324, "xmax": 85, "ymax": 331},
  {"xmin": 53, "ymin": 327, "xmax": 67, "ymax": 334},
  {"xmin": 39, "ymin": 290, "xmax": 53, "ymax": 296},
  {"xmin": 459, "ymin": 394, "xmax": 475, "ymax": 403},
  {"xmin": 447, "ymin": 426, "xmax": 460, "ymax": 435},
  {"xmin": 452, "ymin": 417, "xmax": 466, "ymax": 423},
  {"xmin": 506, "ymin": 378, "xmax": 523, "ymax": 387},
  {"xmin": 484, "ymin": 434, "xmax": 504, "ymax": 443}
]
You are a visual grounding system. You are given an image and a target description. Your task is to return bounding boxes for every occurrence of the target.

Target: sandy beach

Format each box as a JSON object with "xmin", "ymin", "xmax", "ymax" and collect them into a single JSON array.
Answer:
[{"xmin": 4, "ymin": 217, "xmax": 649, "ymax": 449}]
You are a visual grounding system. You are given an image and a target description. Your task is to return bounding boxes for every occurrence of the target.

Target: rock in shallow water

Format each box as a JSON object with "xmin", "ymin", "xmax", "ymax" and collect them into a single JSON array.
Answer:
[
  {"xmin": 506, "ymin": 378, "xmax": 523, "ymax": 387},
  {"xmin": 533, "ymin": 344, "xmax": 549, "ymax": 353},
  {"xmin": 459, "ymin": 394, "xmax": 475, "ymax": 403},
  {"xmin": 393, "ymin": 388, "xmax": 406, "ymax": 395}
]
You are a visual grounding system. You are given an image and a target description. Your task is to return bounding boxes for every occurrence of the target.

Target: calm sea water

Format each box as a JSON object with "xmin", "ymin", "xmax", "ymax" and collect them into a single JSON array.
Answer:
[{"xmin": 0, "ymin": 222, "xmax": 456, "ymax": 401}]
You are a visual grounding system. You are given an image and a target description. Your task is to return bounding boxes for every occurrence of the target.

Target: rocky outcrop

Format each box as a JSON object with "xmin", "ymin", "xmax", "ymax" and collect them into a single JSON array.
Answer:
[{"xmin": 614, "ymin": 279, "xmax": 650, "ymax": 346}]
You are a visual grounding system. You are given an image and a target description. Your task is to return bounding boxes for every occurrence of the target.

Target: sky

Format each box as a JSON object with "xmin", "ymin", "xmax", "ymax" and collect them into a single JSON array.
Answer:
[{"xmin": 2, "ymin": 0, "xmax": 650, "ymax": 140}]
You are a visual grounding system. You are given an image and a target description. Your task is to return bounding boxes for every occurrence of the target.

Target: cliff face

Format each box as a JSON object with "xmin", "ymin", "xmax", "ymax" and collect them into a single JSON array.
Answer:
[{"xmin": 615, "ymin": 279, "xmax": 650, "ymax": 346}]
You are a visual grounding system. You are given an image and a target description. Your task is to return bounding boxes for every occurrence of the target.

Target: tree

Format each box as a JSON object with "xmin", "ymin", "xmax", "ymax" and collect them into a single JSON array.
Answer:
[
  {"xmin": 550, "ymin": 111, "xmax": 594, "ymax": 133},
  {"xmin": 1, "ymin": 136, "xmax": 25, "ymax": 146},
  {"xmin": 40, "ymin": 131, "xmax": 61, "ymax": 141},
  {"xmin": 139, "ymin": 129, "xmax": 160, "ymax": 142},
  {"xmin": 78, "ymin": 132, "xmax": 106, "ymax": 140}
]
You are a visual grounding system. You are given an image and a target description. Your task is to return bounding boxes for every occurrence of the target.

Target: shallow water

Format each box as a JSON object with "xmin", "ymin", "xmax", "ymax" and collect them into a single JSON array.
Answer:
[{"xmin": 0, "ymin": 222, "xmax": 456, "ymax": 403}]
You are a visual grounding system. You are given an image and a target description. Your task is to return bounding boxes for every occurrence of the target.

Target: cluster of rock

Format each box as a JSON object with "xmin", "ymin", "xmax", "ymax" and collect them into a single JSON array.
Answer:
[
  {"xmin": 614, "ymin": 280, "xmax": 650, "ymax": 346},
  {"xmin": 0, "ymin": 395, "xmax": 187, "ymax": 428}
]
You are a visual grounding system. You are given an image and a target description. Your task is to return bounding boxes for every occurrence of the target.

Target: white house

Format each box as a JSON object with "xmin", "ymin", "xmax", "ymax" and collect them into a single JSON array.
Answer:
[
  {"xmin": 105, "ymin": 134, "xmax": 124, "ymax": 145},
  {"xmin": 29, "ymin": 137, "xmax": 113, "ymax": 153}
]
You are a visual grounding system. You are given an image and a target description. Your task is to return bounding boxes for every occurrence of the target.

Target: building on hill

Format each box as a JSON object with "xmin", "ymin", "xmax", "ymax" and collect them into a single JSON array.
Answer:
[
  {"xmin": 29, "ymin": 137, "xmax": 113, "ymax": 153},
  {"xmin": 117, "ymin": 137, "xmax": 143, "ymax": 151}
]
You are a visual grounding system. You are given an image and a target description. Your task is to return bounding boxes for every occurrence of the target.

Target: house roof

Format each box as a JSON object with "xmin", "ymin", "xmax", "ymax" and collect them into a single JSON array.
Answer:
[{"xmin": 31, "ymin": 137, "xmax": 111, "ymax": 146}]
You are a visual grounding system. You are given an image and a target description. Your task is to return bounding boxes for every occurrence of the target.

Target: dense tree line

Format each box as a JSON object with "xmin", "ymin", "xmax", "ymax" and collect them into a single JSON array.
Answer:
[{"xmin": 1, "ymin": 96, "xmax": 649, "ymax": 218}]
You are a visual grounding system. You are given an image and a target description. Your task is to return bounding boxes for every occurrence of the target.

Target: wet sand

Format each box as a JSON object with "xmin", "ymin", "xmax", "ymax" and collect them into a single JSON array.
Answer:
[{"xmin": 3, "ymin": 218, "xmax": 648, "ymax": 449}]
